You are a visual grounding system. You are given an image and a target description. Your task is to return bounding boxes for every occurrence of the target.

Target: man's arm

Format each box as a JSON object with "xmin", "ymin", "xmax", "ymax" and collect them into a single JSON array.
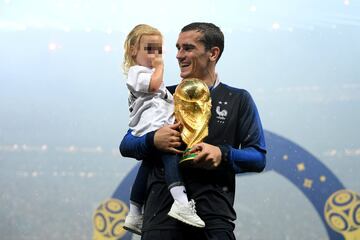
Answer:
[
  {"xmin": 191, "ymin": 143, "xmax": 265, "ymax": 173},
  {"xmin": 226, "ymin": 89, "xmax": 266, "ymax": 173},
  {"xmin": 119, "ymin": 130, "xmax": 157, "ymax": 160},
  {"xmin": 220, "ymin": 145, "xmax": 266, "ymax": 173},
  {"xmin": 192, "ymin": 89, "xmax": 266, "ymax": 172},
  {"xmin": 119, "ymin": 123, "xmax": 183, "ymax": 160}
]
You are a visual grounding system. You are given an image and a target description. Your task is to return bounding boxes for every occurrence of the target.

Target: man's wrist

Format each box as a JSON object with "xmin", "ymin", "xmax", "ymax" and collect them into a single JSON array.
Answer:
[
  {"xmin": 218, "ymin": 144, "xmax": 231, "ymax": 162},
  {"xmin": 145, "ymin": 131, "xmax": 156, "ymax": 150}
]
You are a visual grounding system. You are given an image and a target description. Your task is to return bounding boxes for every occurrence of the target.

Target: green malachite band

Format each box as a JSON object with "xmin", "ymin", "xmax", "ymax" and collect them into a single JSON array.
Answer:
[{"xmin": 179, "ymin": 148, "xmax": 197, "ymax": 164}]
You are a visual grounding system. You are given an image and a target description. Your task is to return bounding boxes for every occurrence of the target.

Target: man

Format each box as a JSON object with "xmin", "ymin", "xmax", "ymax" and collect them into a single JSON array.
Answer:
[{"xmin": 120, "ymin": 22, "xmax": 266, "ymax": 240}]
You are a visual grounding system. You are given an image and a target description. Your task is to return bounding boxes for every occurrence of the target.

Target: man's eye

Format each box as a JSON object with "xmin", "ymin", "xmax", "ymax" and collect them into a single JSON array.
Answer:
[{"xmin": 183, "ymin": 46, "xmax": 193, "ymax": 51}]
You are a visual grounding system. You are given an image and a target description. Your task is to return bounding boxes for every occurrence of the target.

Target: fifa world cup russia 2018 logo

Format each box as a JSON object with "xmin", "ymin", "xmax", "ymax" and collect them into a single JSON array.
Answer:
[
  {"xmin": 93, "ymin": 198, "xmax": 129, "ymax": 240},
  {"xmin": 324, "ymin": 190, "xmax": 360, "ymax": 240}
]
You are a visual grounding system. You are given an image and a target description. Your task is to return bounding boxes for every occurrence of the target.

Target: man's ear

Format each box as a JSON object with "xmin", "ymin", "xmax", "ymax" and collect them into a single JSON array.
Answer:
[{"xmin": 209, "ymin": 47, "xmax": 220, "ymax": 62}]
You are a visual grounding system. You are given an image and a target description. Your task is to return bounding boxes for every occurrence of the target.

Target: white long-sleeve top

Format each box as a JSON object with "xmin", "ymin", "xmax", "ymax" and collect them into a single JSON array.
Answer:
[{"xmin": 126, "ymin": 65, "xmax": 175, "ymax": 136}]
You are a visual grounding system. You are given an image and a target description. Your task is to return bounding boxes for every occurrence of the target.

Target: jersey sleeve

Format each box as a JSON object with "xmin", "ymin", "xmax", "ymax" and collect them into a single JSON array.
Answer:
[
  {"xmin": 237, "ymin": 90, "xmax": 266, "ymax": 153},
  {"xmin": 119, "ymin": 129, "xmax": 157, "ymax": 160},
  {"xmin": 126, "ymin": 66, "xmax": 153, "ymax": 94},
  {"xmin": 224, "ymin": 146, "xmax": 266, "ymax": 173},
  {"xmin": 222, "ymin": 90, "xmax": 266, "ymax": 173}
]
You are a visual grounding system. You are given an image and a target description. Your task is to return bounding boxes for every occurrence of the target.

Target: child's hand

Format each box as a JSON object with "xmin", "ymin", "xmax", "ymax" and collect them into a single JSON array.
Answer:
[
  {"xmin": 148, "ymin": 50, "xmax": 164, "ymax": 92},
  {"xmin": 151, "ymin": 52, "xmax": 163, "ymax": 68}
]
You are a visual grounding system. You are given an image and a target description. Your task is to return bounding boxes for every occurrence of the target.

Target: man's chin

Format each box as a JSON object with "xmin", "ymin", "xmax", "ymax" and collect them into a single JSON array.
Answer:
[
  {"xmin": 180, "ymin": 72, "xmax": 190, "ymax": 79},
  {"xmin": 181, "ymin": 71, "xmax": 199, "ymax": 79}
]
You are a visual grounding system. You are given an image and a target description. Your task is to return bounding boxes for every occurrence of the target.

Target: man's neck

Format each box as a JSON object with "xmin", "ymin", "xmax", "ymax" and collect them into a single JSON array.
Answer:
[{"xmin": 203, "ymin": 72, "xmax": 218, "ymax": 87}]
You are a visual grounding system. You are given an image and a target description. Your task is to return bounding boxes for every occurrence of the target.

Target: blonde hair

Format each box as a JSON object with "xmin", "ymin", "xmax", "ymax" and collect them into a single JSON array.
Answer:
[{"xmin": 123, "ymin": 24, "xmax": 162, "ymax": 74}]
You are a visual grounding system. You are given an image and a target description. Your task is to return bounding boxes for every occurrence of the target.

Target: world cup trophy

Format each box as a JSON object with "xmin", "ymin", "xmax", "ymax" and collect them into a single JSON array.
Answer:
[{"xmin": 173, "ymin": 78, "xmax": 212, "ymax": 164}]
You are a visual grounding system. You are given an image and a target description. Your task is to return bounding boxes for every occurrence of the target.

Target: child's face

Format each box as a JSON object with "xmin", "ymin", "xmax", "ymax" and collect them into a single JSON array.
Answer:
[{"xmin": 134, "ymin": 34, "xmax": 162, "ymax": 68}]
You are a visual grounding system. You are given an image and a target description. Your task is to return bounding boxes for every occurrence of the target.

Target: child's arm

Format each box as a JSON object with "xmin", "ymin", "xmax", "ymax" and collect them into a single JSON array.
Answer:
[{"xmin": 148, "ymin": 52, "xmax": 164, "ymax": 92}]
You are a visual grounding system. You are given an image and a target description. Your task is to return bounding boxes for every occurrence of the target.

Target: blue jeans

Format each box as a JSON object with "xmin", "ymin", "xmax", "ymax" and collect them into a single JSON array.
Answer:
[
  {"xmin": 162, "ymin": 153, "xmax": 183, "ymax": 189},
  {"xmin": 130, "ymin": 153, "xmax": 182, "ymax": 205}
]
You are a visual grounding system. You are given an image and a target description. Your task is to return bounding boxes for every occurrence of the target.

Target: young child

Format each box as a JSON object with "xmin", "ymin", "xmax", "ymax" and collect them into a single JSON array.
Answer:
[{"xmin": 122, "ymin": 24, "xmax": 205, "ymax": 235}]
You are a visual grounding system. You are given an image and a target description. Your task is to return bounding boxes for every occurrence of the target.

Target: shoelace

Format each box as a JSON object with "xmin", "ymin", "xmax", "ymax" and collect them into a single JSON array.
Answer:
[{"xmin": 189, "ymin": 199, "xmax": 197, "ymax": 213}]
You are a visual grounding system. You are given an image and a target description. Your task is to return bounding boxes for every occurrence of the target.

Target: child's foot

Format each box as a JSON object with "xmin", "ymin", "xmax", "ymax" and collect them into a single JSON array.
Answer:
[
  {"xmin": 167, "ymin": 199, "xmax": 205, "ymax": 228},
  {"xmin": 123, "ymin": 214, "xmax": 143, "ymax": 235}
]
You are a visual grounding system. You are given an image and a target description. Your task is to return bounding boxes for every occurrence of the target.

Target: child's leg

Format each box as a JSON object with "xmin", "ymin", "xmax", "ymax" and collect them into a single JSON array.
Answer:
[
  {"xmin": 129, "ymin": 161, "xmax": 151, "ymax": 215},
  {"xmin": 162, "ymin": 153, "xmax": 205, "ymax": 228},
  {"xmin": 161, "ymin": 154, "xmax": 188, "ymax": 204},
  {"xmin": 124, "ymin": 161, "xmax": 151, "ymax": 235}
]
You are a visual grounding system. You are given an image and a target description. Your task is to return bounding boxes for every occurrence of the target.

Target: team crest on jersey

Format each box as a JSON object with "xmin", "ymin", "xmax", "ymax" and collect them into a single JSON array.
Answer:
[{"xmin": 215, "ymin": 101, "xmax": 228, "ymax": 123}]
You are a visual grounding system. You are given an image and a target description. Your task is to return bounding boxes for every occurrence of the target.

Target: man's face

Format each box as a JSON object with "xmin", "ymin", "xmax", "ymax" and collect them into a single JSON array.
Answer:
[
  {"xmin": 176, "ymin": 30, "xmax": 211, "ymax": 80},
  {"xmin": 135, "ymin": 34, "xmax": 162, "ymax": 68}
]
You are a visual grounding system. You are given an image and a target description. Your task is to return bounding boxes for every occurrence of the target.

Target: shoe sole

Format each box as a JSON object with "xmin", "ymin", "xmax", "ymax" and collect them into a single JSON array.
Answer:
[
  {"xmin": 168, "ymin": 211, "xmax": 205, "ymax": 228},
  {"xmin": 123, "ymin": 224, "xmax": 141, "ymax": 235}
]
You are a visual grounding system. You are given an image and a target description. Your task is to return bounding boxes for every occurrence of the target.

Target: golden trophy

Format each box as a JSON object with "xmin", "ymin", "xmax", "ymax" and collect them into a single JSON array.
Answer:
[{"xmin": 173, "ymin": 78, "xmax": 212, "ymax": 164}]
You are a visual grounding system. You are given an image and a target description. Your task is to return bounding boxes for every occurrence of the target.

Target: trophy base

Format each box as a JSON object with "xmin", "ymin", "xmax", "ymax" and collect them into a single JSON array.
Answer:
[{"xmin": 179, "ymin": 148, "xmax": 197, "ymax": 166}]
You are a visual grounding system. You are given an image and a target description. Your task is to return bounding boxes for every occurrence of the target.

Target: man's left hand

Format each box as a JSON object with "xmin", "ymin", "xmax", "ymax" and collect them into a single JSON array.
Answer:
[{"xmin": 190, "ymin": 143, "xmax": 222, "ymax": 169}]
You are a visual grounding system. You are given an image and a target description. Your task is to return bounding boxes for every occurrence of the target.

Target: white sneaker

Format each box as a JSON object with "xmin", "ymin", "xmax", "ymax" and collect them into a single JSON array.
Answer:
[
  {"xmin": 123, "ymin": 214, "xmax": 143, "ymax": 235},
  {"xmin": 168, "ymin": 200, "xmax": 205, "ymax": 228}
]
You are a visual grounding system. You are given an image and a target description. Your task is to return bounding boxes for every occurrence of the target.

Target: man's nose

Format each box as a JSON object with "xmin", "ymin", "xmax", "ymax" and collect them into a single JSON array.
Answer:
[{"xmin": 176, "ymin": 49, "xmax": 184, "ymax": 60}]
